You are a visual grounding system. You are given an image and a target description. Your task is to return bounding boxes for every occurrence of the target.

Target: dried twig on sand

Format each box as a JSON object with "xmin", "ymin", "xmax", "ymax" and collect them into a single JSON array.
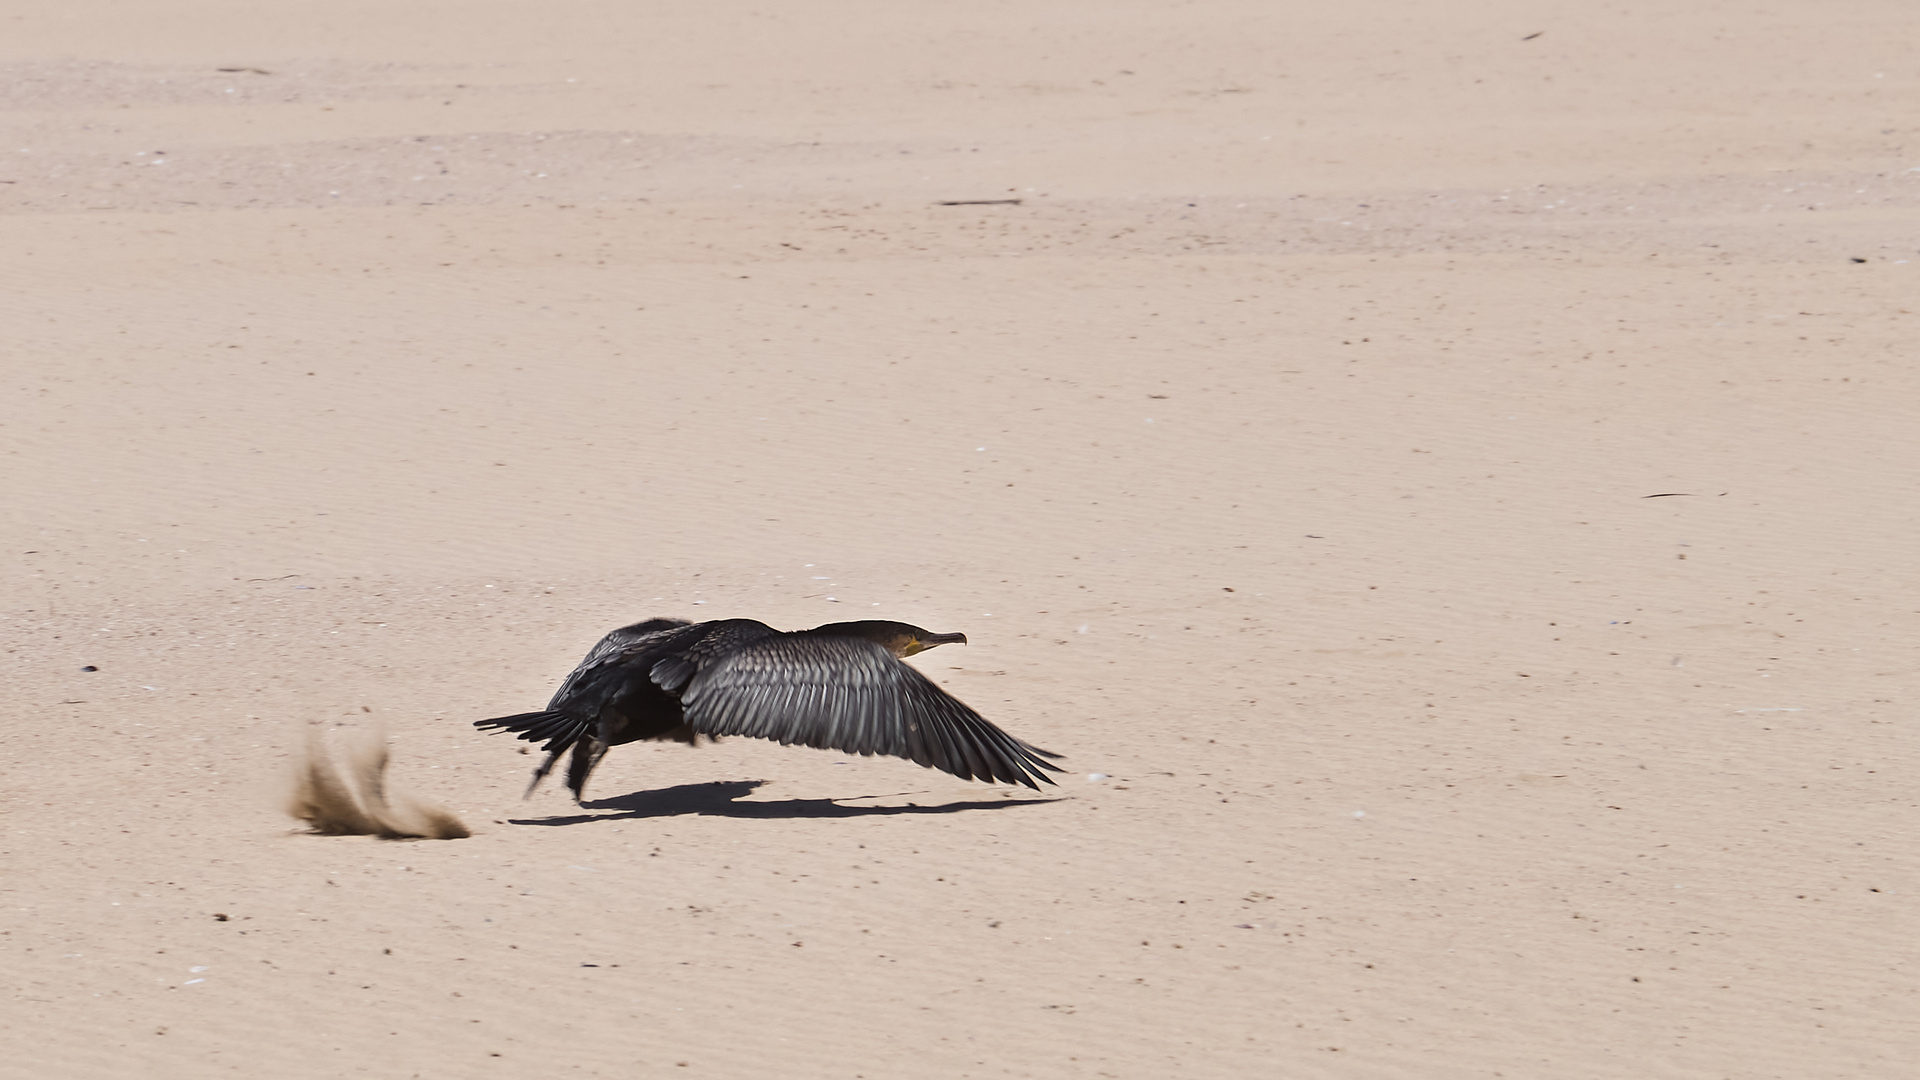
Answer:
[{"xmin": 290, "ymin": 732, "xmax": 470, "ymax": 840}]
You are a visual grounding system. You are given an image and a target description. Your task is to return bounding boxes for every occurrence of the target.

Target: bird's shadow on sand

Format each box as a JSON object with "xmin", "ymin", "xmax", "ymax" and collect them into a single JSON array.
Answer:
[{"xmin": 510, "ymin": 780, "xmax": 1059, "ymax": 826}]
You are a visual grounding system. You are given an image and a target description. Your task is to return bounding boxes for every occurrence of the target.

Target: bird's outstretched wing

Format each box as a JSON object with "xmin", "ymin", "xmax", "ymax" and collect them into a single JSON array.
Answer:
[{"xmin": 663, "ymin": 635, "xmax": 1062, "ymax": 788}]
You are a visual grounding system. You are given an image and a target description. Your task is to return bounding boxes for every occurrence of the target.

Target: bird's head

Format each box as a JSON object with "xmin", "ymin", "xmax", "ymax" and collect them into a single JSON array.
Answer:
[{"xmin": 812, "ymin": 620, "xmax": 968, "ymax": 658}]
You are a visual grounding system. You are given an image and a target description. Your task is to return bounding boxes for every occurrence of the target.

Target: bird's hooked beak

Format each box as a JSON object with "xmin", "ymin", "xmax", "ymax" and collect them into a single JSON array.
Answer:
[{"xmin": 902, "ymin": 630, "xmax": 967, "ymax": 657}]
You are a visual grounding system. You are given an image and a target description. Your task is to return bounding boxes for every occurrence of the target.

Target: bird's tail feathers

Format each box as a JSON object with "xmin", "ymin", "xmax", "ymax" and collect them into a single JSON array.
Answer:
[{"xmin": 473, "ymin": 710, "xmax": 588, "ymax": 754}]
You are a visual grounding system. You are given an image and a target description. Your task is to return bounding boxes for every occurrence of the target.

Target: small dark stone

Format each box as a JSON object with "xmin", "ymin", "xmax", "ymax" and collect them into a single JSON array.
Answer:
[
  {"xmin": 1851, "ymin": 257, "xmax": 1868, "ymax": 263},
  {"xmin": 81, "ymin": 665, "xmax": 98, "ymax": 672}
]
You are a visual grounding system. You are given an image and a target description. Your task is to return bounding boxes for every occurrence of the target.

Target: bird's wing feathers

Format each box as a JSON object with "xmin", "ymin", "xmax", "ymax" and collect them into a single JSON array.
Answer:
[
  {"xmin": 647, "ymin": 619, "xmax": 779, "ymax": 696},
  {"xmin": 675, "ymin": 636, "xmax": 1061, "ymax": 788},
  {"xmin": 545, "ymin": 618, "xmax": 710, "ymax": 711}
]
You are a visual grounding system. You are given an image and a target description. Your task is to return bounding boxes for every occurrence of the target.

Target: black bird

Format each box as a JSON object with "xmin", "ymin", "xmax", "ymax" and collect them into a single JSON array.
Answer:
[{"xmin": 475, "ymin": 618, "xmax": 1063, "ymax": 802}]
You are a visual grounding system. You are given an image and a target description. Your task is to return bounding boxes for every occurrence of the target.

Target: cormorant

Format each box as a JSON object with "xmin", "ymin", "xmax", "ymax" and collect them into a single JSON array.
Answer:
[{"xmin": 475, "ymin": 618, "xmax": 1063, "ymax": 802}]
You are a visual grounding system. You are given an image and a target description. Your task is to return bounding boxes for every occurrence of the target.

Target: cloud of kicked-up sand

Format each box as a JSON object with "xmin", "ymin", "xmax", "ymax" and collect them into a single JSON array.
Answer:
[{"xmin": 289, "ymin": 730, "xmax": 470, "ymax": 841}]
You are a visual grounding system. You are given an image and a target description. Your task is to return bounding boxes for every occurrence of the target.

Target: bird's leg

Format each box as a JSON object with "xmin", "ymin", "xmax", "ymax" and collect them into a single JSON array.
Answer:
[
  {"xmin": 566, "ymin": 734, "xmax": 612, "ymax": 805},
  {"xmin": 524, "ymin": 750, "xmax": 563, "ymax": 799}
]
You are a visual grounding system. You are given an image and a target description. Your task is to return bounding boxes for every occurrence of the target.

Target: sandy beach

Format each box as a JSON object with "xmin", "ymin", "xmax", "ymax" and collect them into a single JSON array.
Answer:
[{"xmin": 5, "ymin": 1, "xmax": 1918, "ymax": 1076}]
